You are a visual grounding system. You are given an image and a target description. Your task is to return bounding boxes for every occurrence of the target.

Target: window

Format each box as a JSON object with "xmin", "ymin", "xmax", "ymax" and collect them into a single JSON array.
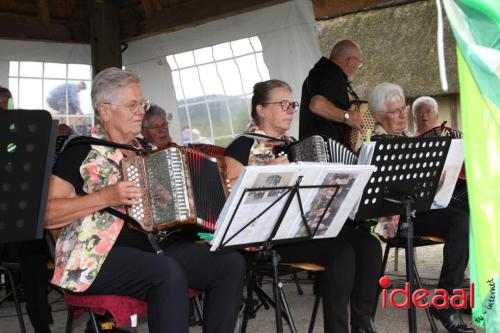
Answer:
[
  {"xmin": 166, "ymin": 36, "xmax": 270, "ymax": 147},
  {"xmin": 8, "ymin": 61, "xmax": 93, "ymax": 134}
]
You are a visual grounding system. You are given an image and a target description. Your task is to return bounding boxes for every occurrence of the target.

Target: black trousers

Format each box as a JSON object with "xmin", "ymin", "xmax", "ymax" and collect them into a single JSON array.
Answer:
[
  {"xmin": 82, "ymin": 238, "xmax": 246, "ymax": 333},
  {"xmin": 413, "ymin": 206, "xmax": 469, "ymax": 291},
  {"xmin": 1, "ymin": 239, "xmax": 53, "ymax": 333},
  {"xmin": 277, "ymin": 225, "xmax": 382, "ymax": 333}
]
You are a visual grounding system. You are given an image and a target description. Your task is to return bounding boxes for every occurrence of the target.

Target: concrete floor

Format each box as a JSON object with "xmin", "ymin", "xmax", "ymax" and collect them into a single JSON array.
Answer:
[{"xmin": 0, "ymin": 244, "xmax": 482, "ymax": 333}]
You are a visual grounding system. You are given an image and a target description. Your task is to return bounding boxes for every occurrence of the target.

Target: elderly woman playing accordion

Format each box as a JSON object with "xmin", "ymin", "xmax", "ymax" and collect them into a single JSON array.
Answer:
[
  {"xmin": 368, "ymin": 82, "xmax": 474, "ymax": 333},
  {"xmin": 224, "ymin": 79, "xmax": 381, "ymax": 333},
  {"xmin": 44, "ymin": 67, "xmax": 245, "ymax": 333}
]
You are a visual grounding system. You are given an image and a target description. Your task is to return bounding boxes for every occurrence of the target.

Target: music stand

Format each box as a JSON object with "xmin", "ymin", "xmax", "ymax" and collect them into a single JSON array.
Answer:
[
  {"xmin": 0, "ymin": 110, "xmax": 56, "ymax": 333},
  {"xmin": 212, "ymin": 163, "xmax": 375, "ymax": 333},
  {"xmin": 353, "ymin": 136, "xmax": 452, "ymax": 333}
]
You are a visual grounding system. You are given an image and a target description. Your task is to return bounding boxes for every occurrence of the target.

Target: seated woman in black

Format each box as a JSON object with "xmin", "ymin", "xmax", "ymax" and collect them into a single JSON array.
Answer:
[{"xmin": 224, "ymin": 79, "xmax": 382, "ymax": 333}]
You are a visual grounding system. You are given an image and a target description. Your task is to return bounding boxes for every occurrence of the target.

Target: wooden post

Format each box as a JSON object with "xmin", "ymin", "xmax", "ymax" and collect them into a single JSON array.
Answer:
[{"xmin": 89, "ymin": 0, "xmax": 122, "ymax": 77}]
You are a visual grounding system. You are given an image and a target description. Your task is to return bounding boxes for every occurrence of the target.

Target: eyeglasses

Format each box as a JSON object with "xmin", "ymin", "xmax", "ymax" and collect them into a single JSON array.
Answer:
[
  {"xmin": 350, "ymin": 56, "xmax": 364, "ymax": 70},
  {"xmin": 386, "ymin": 105, "xmax": 409, "ymax": 117},
  {"xmin": 104, "ymin": 99, "xmax": 151, "ymax": 114},
  {"xmin": 262, "ymin": 100, "xmax": 299, "ymax": 112}
]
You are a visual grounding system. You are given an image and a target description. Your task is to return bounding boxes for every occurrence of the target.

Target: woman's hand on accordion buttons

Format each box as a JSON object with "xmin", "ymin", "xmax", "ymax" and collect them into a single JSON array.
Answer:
[
  {"xmin": 100, "ymin": 181, "xmax": 142, "ymax": 207},
  {"xmin": 268, "ymin": 154, "xmax": 289, "ymax": 165}
]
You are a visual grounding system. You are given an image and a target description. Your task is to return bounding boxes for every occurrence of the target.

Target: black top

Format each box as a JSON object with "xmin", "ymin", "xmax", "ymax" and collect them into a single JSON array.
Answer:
[
  {"xmin": 224, "ymin": 136, "xmax": 254, "ymax": 166},
  {"xmin": 299, "ymin": 57, "xmax": 350, "ymax": 142},
  {"xmin": 52, "ymin": 143, "xmax": 149, "ymax": 249}
]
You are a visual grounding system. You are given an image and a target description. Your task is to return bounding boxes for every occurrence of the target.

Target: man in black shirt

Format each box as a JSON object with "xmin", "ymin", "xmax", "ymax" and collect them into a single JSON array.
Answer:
[{"xmin": 299, "ymin": 40, "xmax": 363, "ymax": 141}]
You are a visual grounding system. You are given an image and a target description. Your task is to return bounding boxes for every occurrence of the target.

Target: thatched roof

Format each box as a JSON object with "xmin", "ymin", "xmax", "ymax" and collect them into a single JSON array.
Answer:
[{"xmin": 317, "ymin": 0, "xmax": 459, "ymax": 99}]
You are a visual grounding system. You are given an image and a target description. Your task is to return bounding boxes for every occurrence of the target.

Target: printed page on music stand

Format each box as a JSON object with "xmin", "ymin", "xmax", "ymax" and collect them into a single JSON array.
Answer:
[
  {"xmin": 273, "ymin": 164, "xmax": 375, "ymax": 240},
  {"xmin": 431, "ymin": 139, "xmax": 464, "ymax": 209}
]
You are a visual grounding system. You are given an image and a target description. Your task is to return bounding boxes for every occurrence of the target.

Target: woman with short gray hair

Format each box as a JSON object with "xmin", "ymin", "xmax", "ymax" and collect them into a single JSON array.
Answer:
[{"xmin": 412, "ymin": 96, "xmax": 439, "ymax": 135}]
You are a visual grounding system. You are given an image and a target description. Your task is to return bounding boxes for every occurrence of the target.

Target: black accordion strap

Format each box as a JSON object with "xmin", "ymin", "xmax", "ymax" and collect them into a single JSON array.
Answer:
[
  {"xmin": 240, "ymin": 132, "xmax": 295, "ymax": 144},
  {"xmin": 346, "ymin": 80, "xmax": 360, "ymax": 100},
  {"xmin": 63, "ymin": 136, "xmax": 149, "ymax": 154}
]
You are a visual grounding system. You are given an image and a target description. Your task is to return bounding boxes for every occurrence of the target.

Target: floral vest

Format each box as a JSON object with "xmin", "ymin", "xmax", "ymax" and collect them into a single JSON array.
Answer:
[{"xmin": 51, "ymin": 126, "xmax": 138, "ymax": 292}]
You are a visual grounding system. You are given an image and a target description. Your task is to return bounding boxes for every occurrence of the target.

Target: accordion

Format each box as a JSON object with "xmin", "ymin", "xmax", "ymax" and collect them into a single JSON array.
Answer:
[
  {"xmin": 418, "ymin": 122, "xmax": 463, "ymax": 139},
  {"xmin": 121, "ymin": 144, "xmax": 229, "ymax": 232},
  {"xmin": 277, "ymin": 135, "xmax": 358, "ymax": 165},
  {"xmin": 345, "ymin": 100, "xmax": 377, "ymax": 154}
]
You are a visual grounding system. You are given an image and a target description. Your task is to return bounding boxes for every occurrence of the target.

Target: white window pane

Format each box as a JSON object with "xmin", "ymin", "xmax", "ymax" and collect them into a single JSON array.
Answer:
[
  {"xmin": 166, "ymin": 55, "xmax": 178, "ymax": 70},
  {"xmin": 217, "ymin": 60, "xmax": 243, "ymax": 96},
  {"xmin": 209, "ymin": 101, "xmax": 231, "ymax": 137},
  {"xmin": 44, "ymin": 63, "xmax": 66, "ymax": 79},
  {"xmin": 44, "ymin": 79, "xmax": 67, "ymax": 113},
  {"xmin": 20, "ymin": 61, "xmax": 43, "ymax": 77},
  {"xmin": 236, "ymin": 55, "xmax": 262, "ymax": 94},
  {"xmin": 229, "ymin": 97, "xmax": 251, "ymax": 134},
  {"xmin": 194, "ymin": 47, "xmax": 213, "ymax": 65},
  {"xmin": 19, "ymin": 78, "xmax": 43, "ymax": 109},
  {"xmin": 171, "ymin": 71, "xmax": 185, "ymax": 100},
  {"xmin": 250, "ymin": 37, "xmax": 263, "ymax": 51},
  {"xmin": 9, "ymin": 61, "xmax": 19, "ymax": 76},
  {"xmin": 198, "ymin": 64, "xmax": 224, "ymax": 96},
  {"xmin": 255, "ymin": 53, "xmax": 270, "ymax": 81},
  {"xmin": 231, "ymin": 38, "xmax": 253, "ymax": 57},
  {"xmin": 188, "ymin": 103, "xmax": 212, "ymax": 143},
  {"xmin": 179, "ymin": 68, "xmax": 204, "ymax": 99},
  {"xmin": 175, "ymin": 51, "xmax": 195, "ymax": 68},
  {"xmin": 213, "ymin": 42, "xmax": 232, "ymax": 61},
  {"xmin": 8, "ymin": 78, "xmax": 18, "ymax": 108},
  {"xmin": 68, "ymin": 64, "xmax": 91, "ymax": 80}
]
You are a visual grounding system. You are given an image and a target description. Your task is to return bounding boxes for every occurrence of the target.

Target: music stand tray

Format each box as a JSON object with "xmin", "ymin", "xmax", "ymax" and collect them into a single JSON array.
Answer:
[{"xmin": 0, "ymin": 110, "xmax": 57, "ymax": 243}]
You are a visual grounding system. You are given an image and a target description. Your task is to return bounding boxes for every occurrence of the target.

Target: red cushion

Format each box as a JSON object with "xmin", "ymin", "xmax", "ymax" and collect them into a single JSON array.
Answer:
[{"xmin": 64, "ymin": 289, "xmax": 201, "ymax": 327}]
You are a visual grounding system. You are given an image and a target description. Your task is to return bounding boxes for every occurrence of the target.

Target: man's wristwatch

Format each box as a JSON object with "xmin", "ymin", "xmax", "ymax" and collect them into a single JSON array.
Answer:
[{"xmin": 343, "ymin": 111, "xmax": 350, "ymax": 123}]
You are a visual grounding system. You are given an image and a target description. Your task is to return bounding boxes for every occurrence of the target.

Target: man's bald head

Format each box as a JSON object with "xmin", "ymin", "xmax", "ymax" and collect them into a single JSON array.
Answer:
[{"xmin": 329, "ymin": 40, "xmax": 363, "ymax": 77}]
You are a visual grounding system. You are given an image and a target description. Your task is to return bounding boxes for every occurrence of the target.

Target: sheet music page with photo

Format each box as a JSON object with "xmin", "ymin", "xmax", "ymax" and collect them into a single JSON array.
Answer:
[
  {"xmin": 273, "ymin": 164, "xmax": 375, "ymax": 240},
  {"xmin": 210, "ymin": 164, "xmax": 375, "ymax": 251}
]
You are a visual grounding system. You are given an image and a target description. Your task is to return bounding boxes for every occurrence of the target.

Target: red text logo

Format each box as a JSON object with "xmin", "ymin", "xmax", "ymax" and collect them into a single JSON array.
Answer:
[{"xmin": 379, "ymin": 276, "xmax": 474, "ymax": 309}]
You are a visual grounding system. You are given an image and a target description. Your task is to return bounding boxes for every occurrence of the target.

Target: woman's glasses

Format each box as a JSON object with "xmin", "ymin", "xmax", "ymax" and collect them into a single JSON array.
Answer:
[
  {"xmin": 262, "ymin": 100, "xmax": 299, "ymax": 112},
  {"xmin": 104, "ymin": 99, "xmax": 151, "ymax": 114}
]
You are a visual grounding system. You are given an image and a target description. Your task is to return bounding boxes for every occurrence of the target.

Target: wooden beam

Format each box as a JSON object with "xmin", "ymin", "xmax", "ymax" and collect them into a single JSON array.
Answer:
[
  {"xmin": 151, "ymin": 0, "xmax": 162, "ymax": 12},
  {"xmin": 312, "ymin": 0, "xmax": 394, "ymax": 19},
  {"xmin": 0, "ymin": 12, "xmax": 88, "ymax": 43},
  {"xmin": 89, "ymin": 0, "xmax": 122, "ymax": 76},
  {"xmin": 36, "ymin": 0, "xmax": 50, "ymax": 26},
  {"xmin": 122, "ymin": 0, "xmax": 287, "ymax": 41},
  {"xmin": 141, "ymin": 0, "xmax": 154, "ymax": 18}
]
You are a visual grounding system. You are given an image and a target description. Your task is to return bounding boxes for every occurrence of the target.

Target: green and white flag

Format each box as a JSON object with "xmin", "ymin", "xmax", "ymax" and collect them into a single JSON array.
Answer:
[{"xmin": 443, "ymin": 0, "xmax": 500, "ymax": 331}]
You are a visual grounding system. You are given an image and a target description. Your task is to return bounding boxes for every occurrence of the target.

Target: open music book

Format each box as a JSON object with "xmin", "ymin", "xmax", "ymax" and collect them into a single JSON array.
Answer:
[{"xmin": 210, "ymin": 163, "xmax": 375, "ymax": 251}]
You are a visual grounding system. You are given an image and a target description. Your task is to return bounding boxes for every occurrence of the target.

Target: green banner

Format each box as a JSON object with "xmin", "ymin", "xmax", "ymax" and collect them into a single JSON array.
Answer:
[{"xmin": 444, "ymin": 0, "xmax": 500, "ymax": 330}]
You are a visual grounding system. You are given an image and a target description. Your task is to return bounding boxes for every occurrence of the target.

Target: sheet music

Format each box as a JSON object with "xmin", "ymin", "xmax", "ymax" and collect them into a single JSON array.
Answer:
[
  {"xmin": 210, "ymin": 163, "xmax": 375, "ymax": 251},
  {"xmin": 431, "ymin": 139, "xmax": 464, "ymax": 209},
  {"xmin": 273, "ymin": 165, "xmax": 375, "ymax": 240}
]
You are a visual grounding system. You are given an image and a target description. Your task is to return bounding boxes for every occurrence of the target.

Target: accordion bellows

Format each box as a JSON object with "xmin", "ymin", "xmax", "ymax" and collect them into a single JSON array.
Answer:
[{"xmin": 121, "ymin": 145, "xmax": 229, "ymax": 232}]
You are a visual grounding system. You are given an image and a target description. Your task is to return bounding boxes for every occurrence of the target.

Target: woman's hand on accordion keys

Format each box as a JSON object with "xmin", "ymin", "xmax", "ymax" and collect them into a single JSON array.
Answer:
[
  {"xmin": 267, "ymin": 154, "xmax": 289, "ymax": 165},
  {"xmin": 99, "ymin": 181, "xmax": 142, "ymax": 207}
]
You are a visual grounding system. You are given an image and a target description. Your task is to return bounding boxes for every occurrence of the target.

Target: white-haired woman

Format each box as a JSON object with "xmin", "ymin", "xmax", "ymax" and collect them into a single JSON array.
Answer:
[
  {"xmin": 412, "ymin": 96, "xmax": 439, "ymax": 135},
  {"xmin": 45, "ymin": 67, "xmax": 245, "ymax": 333},
  {"xmin": 367, "ymin": 83, "xmax": 474, "ymax": 333}
]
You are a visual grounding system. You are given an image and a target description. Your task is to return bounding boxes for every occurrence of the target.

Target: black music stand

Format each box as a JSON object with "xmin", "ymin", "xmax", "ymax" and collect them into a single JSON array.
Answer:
[
  {"xmin": 0, "ymin": 110, "xmax": 57, "ymax": 333},
  {"xmin": 216, "ymin": 177, "xmax": 341, "ymax": 333},
  {"xmin": 354, "ymin": 137, "xmax": 452, "ymax": 333}
]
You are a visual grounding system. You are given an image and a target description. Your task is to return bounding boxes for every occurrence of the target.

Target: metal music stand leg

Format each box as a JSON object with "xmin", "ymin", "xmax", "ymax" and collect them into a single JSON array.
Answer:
[
  {"xmin": 401, "ymin": 198, "xmax": 417, "ymax": 333},
  {"xmin": 0, "ymin": 265, "xmax": 27, "ymax": 333}
]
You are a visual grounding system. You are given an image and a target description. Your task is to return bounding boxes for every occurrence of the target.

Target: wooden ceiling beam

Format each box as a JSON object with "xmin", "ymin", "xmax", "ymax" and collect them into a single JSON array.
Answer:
[
  {"xmin": 141, "ymin": 0, "xmax": 154, "ymax": 18},
  {"xmin": 122, "ymin": 0, "xmax": 287, "ymax": 41},
  {"xmin": 312, "ymin": 0, "xmax": 394, "ymax": 19},
  {"xmin": 36, "ymin": 0, "xmax": 51, "ymax": 26},
  {"xmin": 0, "ymin": 13, "xmax": 88, "ymax": 43}
]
